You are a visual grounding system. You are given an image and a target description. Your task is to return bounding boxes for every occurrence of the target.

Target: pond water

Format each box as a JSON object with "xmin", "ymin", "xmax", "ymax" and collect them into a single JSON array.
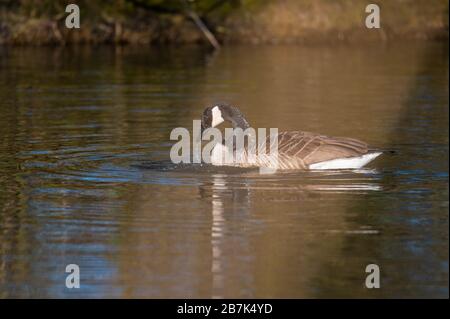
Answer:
[{"xmin": 0, "ymin": 42, "xmax": 448, "ymax": 298}]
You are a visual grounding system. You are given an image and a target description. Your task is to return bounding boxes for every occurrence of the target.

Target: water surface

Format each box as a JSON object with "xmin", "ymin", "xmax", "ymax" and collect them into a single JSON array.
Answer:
[{"xmin": 0, "ymin": 43, "xmax": 448, "ymax": 298}]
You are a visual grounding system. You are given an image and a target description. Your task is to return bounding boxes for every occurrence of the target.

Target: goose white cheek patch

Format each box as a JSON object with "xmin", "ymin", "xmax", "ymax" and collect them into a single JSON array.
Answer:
[{"xmin": 211, "ymin": 106, "xmax": 225, "ymax": 127}]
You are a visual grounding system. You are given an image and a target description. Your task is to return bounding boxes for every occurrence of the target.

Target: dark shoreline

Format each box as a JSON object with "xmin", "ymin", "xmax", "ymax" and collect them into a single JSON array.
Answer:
[{"xmin": 0, "ymin": 0, "xmax": 448, "ymax": 46}]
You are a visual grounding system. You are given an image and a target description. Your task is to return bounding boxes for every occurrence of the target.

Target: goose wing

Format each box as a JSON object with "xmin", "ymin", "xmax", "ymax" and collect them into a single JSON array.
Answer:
[{"xmin": 274, "ymin": 131, "xmax": 371, "ymax": 168}]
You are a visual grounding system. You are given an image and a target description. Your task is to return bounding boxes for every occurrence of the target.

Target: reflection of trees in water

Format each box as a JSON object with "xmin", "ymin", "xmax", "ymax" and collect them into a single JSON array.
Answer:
[
  {"xmin": 0, "ymin": 167, "xmax": 33, "ymax": 298},
  {"xmin": 0, "ymin": 62, "xmax": 39, "ymax": 297},
  {"xmin": 313, "ymin": 42, "xmax": 449, "ymax": 298}
]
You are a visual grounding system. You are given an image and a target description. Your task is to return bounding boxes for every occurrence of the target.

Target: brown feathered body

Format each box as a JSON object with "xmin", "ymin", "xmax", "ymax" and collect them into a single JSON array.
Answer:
[{"xmin": 211, "ymin": 131, "xmax": 380, "ymax": 170}]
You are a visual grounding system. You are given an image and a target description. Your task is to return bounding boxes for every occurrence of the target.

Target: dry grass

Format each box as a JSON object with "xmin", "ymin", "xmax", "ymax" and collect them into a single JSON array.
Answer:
[{"xmin": 222, "ymin": 0, "xmax": 449, "ymax": 44}]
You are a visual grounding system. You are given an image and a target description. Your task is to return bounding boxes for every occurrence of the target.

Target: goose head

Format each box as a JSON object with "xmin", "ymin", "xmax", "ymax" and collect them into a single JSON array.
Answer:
[{"xmin": 201, "ymin": 104, "xmax": 250, "ymax": 133}]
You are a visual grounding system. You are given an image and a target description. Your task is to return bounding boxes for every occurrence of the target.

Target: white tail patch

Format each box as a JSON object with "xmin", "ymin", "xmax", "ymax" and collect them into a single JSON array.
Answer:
[{"xmin": 309, "ymin": 152, "xmax": 382, "ymax": 170}]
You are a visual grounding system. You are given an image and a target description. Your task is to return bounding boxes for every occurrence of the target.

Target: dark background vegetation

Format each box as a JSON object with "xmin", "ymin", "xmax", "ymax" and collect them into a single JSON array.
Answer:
[{"xmin": 0, "ymin": 0, "xmax": 448, "ymax": 45}]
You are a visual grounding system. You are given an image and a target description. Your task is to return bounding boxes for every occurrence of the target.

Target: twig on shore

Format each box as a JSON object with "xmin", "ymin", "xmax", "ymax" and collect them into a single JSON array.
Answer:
[{"xmin": 185, "ymin": 9, "xmax": 220, "ymax": 50}]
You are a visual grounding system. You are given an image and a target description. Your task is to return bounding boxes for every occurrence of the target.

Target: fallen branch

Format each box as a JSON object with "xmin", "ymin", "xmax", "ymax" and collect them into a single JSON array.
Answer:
[{"xmin": 185, "ymin": 9, "xmax": 220, "ymax": 50}]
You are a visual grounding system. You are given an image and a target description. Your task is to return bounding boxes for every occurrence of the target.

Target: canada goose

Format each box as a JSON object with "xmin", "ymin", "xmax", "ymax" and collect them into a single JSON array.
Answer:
[{"xmin": 200, "ymin": 104, "xmax": 383, "ymax": 170}]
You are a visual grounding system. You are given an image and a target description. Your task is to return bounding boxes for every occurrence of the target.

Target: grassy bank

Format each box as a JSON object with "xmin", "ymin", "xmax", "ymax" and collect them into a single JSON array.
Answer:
[{"xmin": 0, "ymin": 0, "xmax": 448, "ymax": 45}]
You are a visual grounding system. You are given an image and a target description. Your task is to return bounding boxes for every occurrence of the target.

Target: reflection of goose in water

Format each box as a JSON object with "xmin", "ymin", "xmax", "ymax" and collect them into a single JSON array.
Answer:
[
  {"xmin": 199, "ymin": 174, "xmax": 253, "ymax": 299},
  {"xmin": 197, "ymin": 168, "xmax": 382, "ymax": 298},
  {"xmin": 210, "ymin": 178, "xmax": 225, "ymax": 299},
  {"xmin": 200, "ymin": 104, "xmax": 383, "ymax": 170}
]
